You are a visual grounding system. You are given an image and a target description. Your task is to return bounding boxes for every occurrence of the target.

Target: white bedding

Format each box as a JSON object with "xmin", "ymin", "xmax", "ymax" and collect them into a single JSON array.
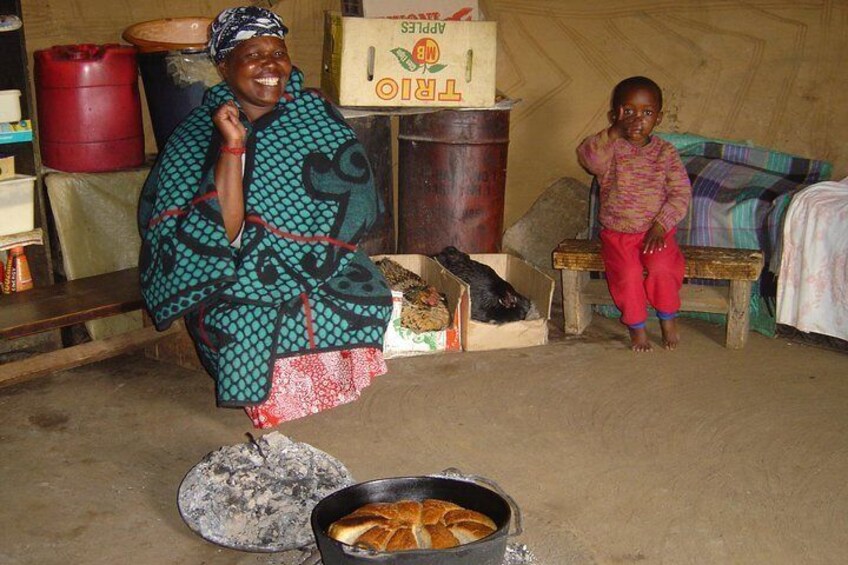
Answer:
[{"xmin": 777, "ymin": 178, "xmax": 848, "ymax": 340}]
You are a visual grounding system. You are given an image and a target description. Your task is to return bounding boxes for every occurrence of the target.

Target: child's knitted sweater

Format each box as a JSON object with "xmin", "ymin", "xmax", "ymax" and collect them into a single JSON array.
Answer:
[{"xmin": 577, "ymin": 129, "xmax": 691, "ymax": 234}]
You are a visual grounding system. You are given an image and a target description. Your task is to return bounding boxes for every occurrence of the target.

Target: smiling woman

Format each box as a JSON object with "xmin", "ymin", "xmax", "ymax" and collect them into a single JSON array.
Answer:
[
  {"xmin": 217, "ymin": 37, "xmax": 292, "ymax": 122},
  {"xmin": 137, "ymin": 6, "xmax": 393, "ymax": 429}
]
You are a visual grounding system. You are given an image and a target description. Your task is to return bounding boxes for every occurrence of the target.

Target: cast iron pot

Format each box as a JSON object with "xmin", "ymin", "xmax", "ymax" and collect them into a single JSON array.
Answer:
[{"xmin": 310, "ymin": 470, "xmax": 522, "ymax": 565}]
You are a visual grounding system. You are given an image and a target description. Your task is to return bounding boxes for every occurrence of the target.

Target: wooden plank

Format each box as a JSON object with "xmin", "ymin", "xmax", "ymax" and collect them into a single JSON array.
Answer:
[
  {"xmin": 561, "ymin": 270, "xmax": 592, "ymax": 334},
  {"xmin": 582, "ymin": 279, "xmax": 729, "ymax": 314},
  {"xmin": 552, "ymin": 239, "xmax": 764, "ymax": 281},
  {"xmin": 0, "ymin": 268, "xmax": 142, "ymax": 340},
  {"xmin": 552, "ymin": 240, "xmax": 605, "ymax": 271},
  {"xmin": 0, "ymin": 323, "xmax": 181, "ymax": 388},
  {"xmin": 726, "ymin": 280, "xmax": 752, "ymax": 349},
  {"xmin": 683, "ymin": 247, "xmax": 763, "ymax": 281},
  {"xmin": 680, "ymin": 284, "xmax": 730, "ymax": 314},
  {"xmin": 0, "ymin": 227, "xmax": 43, "ymax": 251}
]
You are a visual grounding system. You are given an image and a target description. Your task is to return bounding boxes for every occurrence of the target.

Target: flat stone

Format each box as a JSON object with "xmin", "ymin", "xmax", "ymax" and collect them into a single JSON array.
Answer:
[{"xmin": 502, "ymin": 176, "xmax": 590, "ymax": 282}]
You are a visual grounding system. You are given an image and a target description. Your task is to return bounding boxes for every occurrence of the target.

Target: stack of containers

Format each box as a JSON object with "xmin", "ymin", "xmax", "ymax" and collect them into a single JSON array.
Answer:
[
  {"xmin": 122, "ymin": 17, "xmax": 215, "ymax": 151},
  {"xmin": 0, "ymin": 88, "xmax": 36, "ymax": 238},
  {"xmin": 329, "ymin": 3, "xmax": 552, "ymax": 352},
  {"xmin": 321, "ymin": 1, "xmax": 508, "ymax": 256},
  {"xmin": 34, "ymin": 44, "xmax": 144, "ymax": 172}
]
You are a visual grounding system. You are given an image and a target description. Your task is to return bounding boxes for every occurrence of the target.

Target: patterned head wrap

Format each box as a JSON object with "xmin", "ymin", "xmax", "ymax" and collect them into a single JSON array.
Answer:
[{"xmin": 208, "ymin": 6, "xmax": 288, "ymax": 64}]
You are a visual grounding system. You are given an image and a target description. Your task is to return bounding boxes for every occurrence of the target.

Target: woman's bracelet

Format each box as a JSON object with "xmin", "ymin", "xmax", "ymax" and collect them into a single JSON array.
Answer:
[{"xmin": 220, "ymin": 145, "xmax": 246, "ymax": 156}]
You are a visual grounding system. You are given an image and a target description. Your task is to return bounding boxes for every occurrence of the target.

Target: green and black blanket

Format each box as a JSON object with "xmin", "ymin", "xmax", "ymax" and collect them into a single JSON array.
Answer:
[{"xmin": 138, "ymin": 69, "xmax": 392, "ymax": 406}]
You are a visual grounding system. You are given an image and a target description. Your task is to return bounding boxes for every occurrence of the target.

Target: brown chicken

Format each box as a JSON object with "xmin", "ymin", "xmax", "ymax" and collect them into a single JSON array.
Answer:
[{"xmin": 375, "ymin": 258, "xmax": 451, "ymax": 332}]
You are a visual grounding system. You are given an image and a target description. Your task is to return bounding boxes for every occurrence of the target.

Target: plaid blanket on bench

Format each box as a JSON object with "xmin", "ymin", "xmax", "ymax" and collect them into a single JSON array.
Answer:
[{"xmin": 589, "ymin": 132, "xmax": 832, "ymax": 336}]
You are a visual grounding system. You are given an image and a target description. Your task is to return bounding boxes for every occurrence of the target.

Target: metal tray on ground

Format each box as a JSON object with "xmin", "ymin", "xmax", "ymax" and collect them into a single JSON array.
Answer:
[{"xmin": 178, "ymin": 432, "xmax": 355, "ymax": 553}]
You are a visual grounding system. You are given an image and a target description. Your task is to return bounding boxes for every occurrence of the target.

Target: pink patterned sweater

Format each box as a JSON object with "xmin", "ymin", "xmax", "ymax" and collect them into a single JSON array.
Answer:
[{"xmin": 577, "ymin": 129, "xmax": 691, "ymax": 234}]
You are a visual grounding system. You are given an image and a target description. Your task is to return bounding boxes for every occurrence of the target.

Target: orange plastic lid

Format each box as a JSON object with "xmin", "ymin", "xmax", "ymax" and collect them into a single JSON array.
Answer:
[{"xmin": 122, "ymin": 17, "xmax": 212, "ymax": 53}]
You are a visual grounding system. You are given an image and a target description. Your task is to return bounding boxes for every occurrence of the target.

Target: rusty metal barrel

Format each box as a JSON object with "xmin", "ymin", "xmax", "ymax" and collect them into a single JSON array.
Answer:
[
  {"xmin": 347, "ymin": 114, "xmax": 395, "ymax": 255},
  {"xmin": 397, "ymin": 109, "xmax": 510, "ymax": 255}
]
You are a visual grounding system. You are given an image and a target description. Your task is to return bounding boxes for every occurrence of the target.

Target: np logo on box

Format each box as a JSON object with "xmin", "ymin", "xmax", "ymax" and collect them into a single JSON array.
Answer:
[
  {"xmin": 379, "ymin": 37, "xmax": 462, "ymax": 103},
  {"xmin": 392, "ymin": 38, "xmax": 446, "ymax": 74}
]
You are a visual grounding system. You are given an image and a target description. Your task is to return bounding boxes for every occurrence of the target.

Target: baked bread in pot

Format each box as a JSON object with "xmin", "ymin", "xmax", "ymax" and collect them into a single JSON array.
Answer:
[
  {"xmin": 328, "ymin": 498, "xmax": 496, "ymax": 552},
  {"xmin": 311, "ymin": 475, "xmax": 513, "ymax": 565}
]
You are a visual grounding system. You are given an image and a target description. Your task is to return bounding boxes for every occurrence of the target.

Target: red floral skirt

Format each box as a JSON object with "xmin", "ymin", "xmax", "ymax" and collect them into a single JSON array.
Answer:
[{"xmin": 244, "ymin": 347, "xmax": 387, "ymax": 429}]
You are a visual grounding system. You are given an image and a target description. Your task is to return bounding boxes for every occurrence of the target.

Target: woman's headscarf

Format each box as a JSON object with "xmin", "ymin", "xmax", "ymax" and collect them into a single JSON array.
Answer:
[{"xmin": 208, "ymin": 6, "xmax": 288, "ymax": 64}]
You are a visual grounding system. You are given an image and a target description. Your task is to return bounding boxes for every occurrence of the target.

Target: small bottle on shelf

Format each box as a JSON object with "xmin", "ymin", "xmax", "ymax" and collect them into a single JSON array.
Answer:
[{"xmin": 3, "ymin": 245, "xmax": 33, "ymax": 293}]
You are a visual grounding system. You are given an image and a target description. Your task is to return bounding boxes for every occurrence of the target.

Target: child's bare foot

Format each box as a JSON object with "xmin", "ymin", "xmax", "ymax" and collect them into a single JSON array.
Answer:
[
  {"xmin": 660, "ymin": 318, "xmax": 680, "ymax": 350},
  {"xmin": 628, "ymin": 326, "xmax": 652, "ymax": 352}
]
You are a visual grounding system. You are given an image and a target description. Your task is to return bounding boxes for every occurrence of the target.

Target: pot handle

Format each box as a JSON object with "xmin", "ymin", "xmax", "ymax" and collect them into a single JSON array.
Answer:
[{"xmin": 438, "ymin": 467, "xmax": 524, "ymax": 537}]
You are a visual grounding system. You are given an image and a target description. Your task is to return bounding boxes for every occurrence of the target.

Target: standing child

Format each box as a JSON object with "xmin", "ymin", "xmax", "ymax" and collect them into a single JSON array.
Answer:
[{"xmin": 577, "ymin": 76, "xmax": 691, "ymax": 351}]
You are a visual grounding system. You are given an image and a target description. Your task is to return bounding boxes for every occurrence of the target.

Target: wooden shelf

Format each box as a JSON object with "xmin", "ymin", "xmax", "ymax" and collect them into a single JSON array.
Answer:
[
  {"xmin": 0, "ymin": 227, "xmax": 43, "ymax": 251},
  {"xmin": 0, "ymin": 267, "xmax": 142, "ymax": 340},
  {"xmin": 1, "ymin": 0, "xmax": 56, "ymax": 302}
]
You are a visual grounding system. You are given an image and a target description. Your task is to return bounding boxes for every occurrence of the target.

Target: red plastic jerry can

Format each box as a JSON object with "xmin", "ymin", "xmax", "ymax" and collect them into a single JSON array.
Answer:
[{"xmin": 34, "ymin": 44, "xmax": 144, "ymax": 172}]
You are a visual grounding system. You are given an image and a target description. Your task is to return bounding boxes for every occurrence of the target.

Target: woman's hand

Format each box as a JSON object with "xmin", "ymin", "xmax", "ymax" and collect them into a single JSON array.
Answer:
[
  {"xmin": 212, "ymin": 100, "xmax": 247, "ymax": 242},
  {"xmin": 212, "ymin": 100, "xmax": 247, "ymax": 148},
  {"xmin": 642, "ymin": 221, "xmax": 667, "ymax": 254}
]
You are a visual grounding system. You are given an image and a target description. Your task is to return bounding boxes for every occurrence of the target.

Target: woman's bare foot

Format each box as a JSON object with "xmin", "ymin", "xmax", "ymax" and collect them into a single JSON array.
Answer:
[
  {"xmin": 628, "ymin": 326, "xmax": 652, "ymax": 352},
  {"xmin": 660, "ymin": 318, "xmax": 680, "ymax": 350}
]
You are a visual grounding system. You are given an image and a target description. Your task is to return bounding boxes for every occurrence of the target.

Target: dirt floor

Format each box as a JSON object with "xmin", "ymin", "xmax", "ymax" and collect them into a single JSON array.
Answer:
[{"xmin": 1, "ymin": 316, "xmax": 847, "ymax": 564}]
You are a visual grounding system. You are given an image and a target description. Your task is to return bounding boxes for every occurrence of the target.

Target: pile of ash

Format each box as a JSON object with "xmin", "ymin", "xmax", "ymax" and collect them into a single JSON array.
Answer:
[{"xmin": 178, "ymin": 432, "xmax": 354, "ymax": 552}]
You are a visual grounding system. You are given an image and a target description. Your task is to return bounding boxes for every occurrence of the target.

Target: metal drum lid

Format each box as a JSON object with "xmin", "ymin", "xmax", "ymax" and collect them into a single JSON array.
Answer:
[{"xmin": 178, "ymin": 432, "xmax": 355, "ymax": 552}]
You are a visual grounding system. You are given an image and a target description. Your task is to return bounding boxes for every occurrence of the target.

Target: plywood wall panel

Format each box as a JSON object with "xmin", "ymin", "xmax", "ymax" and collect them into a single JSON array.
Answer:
[
  {"xmin": 19, "ymin": 0, "xmax": 847, "ymax": 230},
  {"xmin": 490, "ymin": 0, "xmax": 848, "ymax": 226}
]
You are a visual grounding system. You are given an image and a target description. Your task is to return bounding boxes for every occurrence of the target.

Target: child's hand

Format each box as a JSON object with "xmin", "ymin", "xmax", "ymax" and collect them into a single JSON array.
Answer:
[
  {"xmin": 608, "ymin": 106, "xmax": 640, "ymax": 141},
  {"xmin": 642, "ymin": 222, "xmax": 667, "ymax": 254}
]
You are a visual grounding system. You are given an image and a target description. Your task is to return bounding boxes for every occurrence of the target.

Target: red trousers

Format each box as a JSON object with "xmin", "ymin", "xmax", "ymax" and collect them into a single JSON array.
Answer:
[{"xmin": 600, "ymin": 228, "xmax": 684, "ymax": 327}]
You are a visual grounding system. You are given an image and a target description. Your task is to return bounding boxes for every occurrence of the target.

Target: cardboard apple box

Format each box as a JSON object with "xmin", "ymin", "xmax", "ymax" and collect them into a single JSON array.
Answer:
[
  {"xmin": 358, "ymin": 0, "xmax": 480, "ymax": 21},
  {"xmin": 322, "ymin": 12, "xmax": 496, "ymax": 107},
  {"xmin": 461, "ymin": 253, "xmax": 554, "ymax": 351},
  {"xmin": 371, "ymin": 254, "xmax": 466, "ymax": 358}
]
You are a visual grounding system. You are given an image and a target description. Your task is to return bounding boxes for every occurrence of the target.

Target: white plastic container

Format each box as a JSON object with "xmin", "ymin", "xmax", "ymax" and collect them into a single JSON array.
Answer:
[
  {"xmin": 0, "ymin": 174, "xmax": 36, "ymax": 236},
  {"xmin": 0, "ymin": 90, "xmax": 22, "ymax": 123},
  {"xmin": 0, "ymin": 155, "xmax": 14, "ymax": 180}
]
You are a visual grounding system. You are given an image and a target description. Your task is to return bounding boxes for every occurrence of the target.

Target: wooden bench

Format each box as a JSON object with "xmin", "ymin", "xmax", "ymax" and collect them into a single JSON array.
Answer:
[
  {"xmin": 0, "ymin": 267, "xmax": 180, "ymax": 387},
  {"xmin": 552, "ymin": 239, "xmax": 764, "ymax": 349}
]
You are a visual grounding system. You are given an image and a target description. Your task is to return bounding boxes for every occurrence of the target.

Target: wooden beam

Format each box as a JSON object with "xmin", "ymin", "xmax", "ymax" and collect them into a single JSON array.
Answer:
[
  {"xmin": 683, "ymin": 247, "xmax": 763, "ymax": 281},
  {"xmin": 561, "ymin": 270, "xmax": 592, "ymax": 334},
  {"xmin": 726, "ymin": 280, "xmax": 753, "ymax": 349},
  {"xmin": 552, "ymin": 240, "xmax": 605, "ymax": 271},
  {"xmin": 0, "ymin": 323, "xmax": 182, "ymax": 388},
  {"xmin": 581, "ymin": 280, "xmax": 730, "ymax": 314}
]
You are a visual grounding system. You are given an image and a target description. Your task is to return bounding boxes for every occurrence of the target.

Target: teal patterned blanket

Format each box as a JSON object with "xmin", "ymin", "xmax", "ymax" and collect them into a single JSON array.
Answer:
[{"xmin": 138, "ymin": 69, "xmax": 392, "ymax": 406}]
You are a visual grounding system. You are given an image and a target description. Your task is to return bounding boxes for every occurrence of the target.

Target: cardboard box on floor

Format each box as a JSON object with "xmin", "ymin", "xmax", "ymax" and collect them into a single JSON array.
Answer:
[
  {"xmin": 372, "ymin": 254, "xmax": 466, "ymax": 358},
  {"xmin": 462, "ymin": 254, "xmax": 555, "ymax": 351},
  {"xmin": 357, "ymin": 0, "xmax": 480, "ymax": 20},
  {"xmin": 321, "ymin": 12, "xmax": 496, "ymax": 107}
]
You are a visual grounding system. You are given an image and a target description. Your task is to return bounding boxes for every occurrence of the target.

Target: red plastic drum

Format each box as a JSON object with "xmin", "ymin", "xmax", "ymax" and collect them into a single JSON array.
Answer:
[{"xmin": 34, "ymin": 44, "xmax": 144, "ymax": 172}]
